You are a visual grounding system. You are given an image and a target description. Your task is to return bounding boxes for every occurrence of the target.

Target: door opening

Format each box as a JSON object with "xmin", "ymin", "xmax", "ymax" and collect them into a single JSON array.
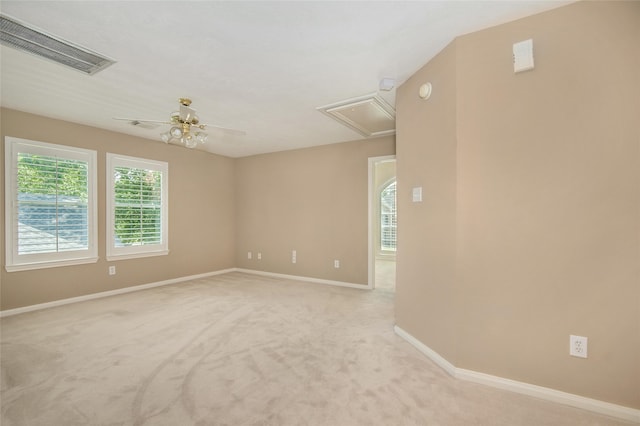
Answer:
[{"xmin": 368, "ymin": 156, "xmax": 396, "ymax": 290}]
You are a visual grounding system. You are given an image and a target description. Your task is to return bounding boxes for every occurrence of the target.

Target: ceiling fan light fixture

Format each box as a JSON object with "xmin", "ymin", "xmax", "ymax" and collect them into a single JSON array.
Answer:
[
  {"xmin": 195, "ymin": 132, "xmax": 208, "ymax": 143},
  {"xmin": 117, "ymin": 98, "xmax": 238, "ymax": 149},
  {"xmin": 170, "ymin": 126, "xmax": 183, "ymax": 138},
  {"xmin": 183, "ymin": 134, "xmax": 198, "ymax": 148},
  {"xmin": 160, "ymin": 125, "xmax": 208, "ymax": 149}
]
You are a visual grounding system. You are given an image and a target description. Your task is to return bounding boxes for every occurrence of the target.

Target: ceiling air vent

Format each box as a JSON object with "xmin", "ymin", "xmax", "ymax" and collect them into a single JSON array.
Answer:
[
  {"xmin": 317, "ymin": 93, "xmax": 395, "ymax": 137},
  {"xmin": 0, "ymin": 14, "xmax": 115, "ymax": 75}
]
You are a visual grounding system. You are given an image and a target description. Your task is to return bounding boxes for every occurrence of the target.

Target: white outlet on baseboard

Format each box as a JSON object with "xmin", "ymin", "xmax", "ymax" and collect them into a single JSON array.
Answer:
[
  {"xmin": 247, "ymin": 251, "xmax": 252, "ymax": 260},
  {"xmin": 334, "ymin": 260, "xmax": 340, "ymax": 268},
  {"xmin": 292, "ymin": 250, "xmax": 297, "ymax": 264},
  {"xmin": 108, "ymin": 266, "xmax": 116, "ymax": 275},
  {"xmin": 570, "ymin": 335, "xmax": 588, "ymax": 358},
  {"xmin": 257, "ymin": 252, "xmax": 262, "ymax": 260}
]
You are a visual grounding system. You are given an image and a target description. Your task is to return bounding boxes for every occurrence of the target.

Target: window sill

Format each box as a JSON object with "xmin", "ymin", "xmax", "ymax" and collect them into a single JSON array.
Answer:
[
  {"xmin": 376, "ymin": 251, "xmax": 397, "ymax": 260},
  {"xmin": 5, "ymin": 256, "xmax": 99, "ymax": 272},
  {"xmin": 106, "ymin": 250, "xmax": 169, "ymax": 262}
]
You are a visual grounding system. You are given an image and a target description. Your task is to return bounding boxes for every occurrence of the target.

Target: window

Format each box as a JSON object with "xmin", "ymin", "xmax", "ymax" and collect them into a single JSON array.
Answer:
[
  {"xmin": 106, "ymin": 154, "xmax": 168, "ymax": 260},
  {"xmin": 380, "ymin": 180, "xmax": 397, "ymax": 252},
  {"xmin": 5, "ymin": 137, "xmax": 98, "ymax": 271}
]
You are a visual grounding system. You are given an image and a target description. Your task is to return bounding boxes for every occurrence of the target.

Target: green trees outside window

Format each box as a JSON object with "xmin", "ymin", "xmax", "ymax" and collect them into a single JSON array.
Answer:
[
  {"xmin": 17, "ymin": 153, "xmax": 89, "ymax": 253},
  {"xmin": 106, "ymin": 153, "xmax": 168, "ymax": 260},
  {"xmin": 16, "ymin": 155, "xmax": 160, "ymax": 249},
  {"xmin": 113, "ymin": 166, "xmax": 162, "ymax": 246}
]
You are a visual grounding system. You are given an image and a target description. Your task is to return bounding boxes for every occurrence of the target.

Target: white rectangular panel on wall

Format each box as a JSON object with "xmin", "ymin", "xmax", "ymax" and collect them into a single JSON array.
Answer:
[
  {"xmin": 513, "ymin": 39, "xmax": 534, "ymax": 73},
  {"xmin": 412, "ymin": 187, "xmax": 423, "ymax": 203}
]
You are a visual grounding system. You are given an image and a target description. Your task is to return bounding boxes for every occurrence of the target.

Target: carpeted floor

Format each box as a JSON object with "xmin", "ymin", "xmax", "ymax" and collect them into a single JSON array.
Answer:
[
  {"xmin": 0, "ymin": 272, "xmax": 633, "ymax": 425},
  {"xmin": 375, "ymin": 259, "xmax": 396, "ymax": 291}
]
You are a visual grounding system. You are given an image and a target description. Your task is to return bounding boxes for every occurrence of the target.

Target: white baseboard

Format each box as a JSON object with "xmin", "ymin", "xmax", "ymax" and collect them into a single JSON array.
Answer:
[
  {"xmin": 456, "ymin": 368, "xmax": 640, "ymax": 423},
  {"xmin": 5, "ymin": 271, "xmax": 635, "ymax": 422},
  {"xmin": 393, "ymin": 325, "xmax": 457, "ymax": 376},
  {"xmin": 0, "ymin": 268, "xmax": 236, "ymax": 318},
  {"xmin": 235, "ymin": 268, "xmax": 371, "ymax": 290},
  {"xmin": 394, "ymin": 325, "xmax": 640, "ymax": 424},
  {"xmin": 0, "ymin": 267, "xmax": 367, "ymax": 318}
]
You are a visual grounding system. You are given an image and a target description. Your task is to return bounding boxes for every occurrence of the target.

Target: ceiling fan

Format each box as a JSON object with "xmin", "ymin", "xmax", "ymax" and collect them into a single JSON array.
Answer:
[{"xmin": 114, "ymin": 98, "xmax": 245, "ymax": 149}]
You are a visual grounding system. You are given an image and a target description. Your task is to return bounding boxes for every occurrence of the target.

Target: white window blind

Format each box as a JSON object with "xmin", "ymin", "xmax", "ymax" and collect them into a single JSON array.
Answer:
[
  {"xmin": 5, "ymin": 137, "xmax": 98, "ymax": 271},
  {"xmin": 380, "ymin": 180, "xmax": 397, "ymax": 252},
  {"xmin": 106, "ymin": 154, "xmax": 168, "ymax": 260}
]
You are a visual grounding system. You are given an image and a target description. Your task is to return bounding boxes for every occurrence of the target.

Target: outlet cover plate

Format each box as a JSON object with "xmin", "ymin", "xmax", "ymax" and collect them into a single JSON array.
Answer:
[{"xmin": 570, "ymin": 335, "xmax": 588, "ymax": 358}]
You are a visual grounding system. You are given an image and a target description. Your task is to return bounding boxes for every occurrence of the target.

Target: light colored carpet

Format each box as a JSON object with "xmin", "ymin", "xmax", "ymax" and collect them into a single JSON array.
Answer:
[
  {"xmin": 0, "ymin": 272, "xmax": 633, "ymax": 425},
  {"xmin": 375, "ymin": 259, "xmax": 396, "ymax": 291}
]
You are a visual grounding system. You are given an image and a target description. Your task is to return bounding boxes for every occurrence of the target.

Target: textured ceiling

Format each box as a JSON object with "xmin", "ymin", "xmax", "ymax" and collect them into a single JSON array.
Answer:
[{"xmin": 0, "ymin": 1, "xmax": 571, "ymax": 157}]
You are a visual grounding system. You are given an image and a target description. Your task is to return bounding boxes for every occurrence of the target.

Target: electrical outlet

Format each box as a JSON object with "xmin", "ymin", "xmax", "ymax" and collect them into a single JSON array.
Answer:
[
  {"xmin": 247, "ymin": 251, "xmax": 252, "ymax": 260},
  {"xmin": 108, "ymin": 266, "xmax": 116, "ymax": 275},
  {"xmin": 570, "ymin": 335, "xmax": 588, "ymax": 358},
  {"xmin": 334, "ymin": 260, "xmax": 340, "ymax": 268},
  {"xmin": 292, "ymin": 250, "xmax": 297, "ymax": 264},
  {"xmin": 257, "ymin": 252, "xmax": 262, "ymax": 260}
]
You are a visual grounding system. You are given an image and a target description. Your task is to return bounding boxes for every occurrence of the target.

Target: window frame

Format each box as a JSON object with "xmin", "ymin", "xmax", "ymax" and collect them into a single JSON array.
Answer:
[
  {"xmin": 4, "ymin": 137, "xmax": 98, "ymax": 272},
  {"xmin": 106, "ymin": 153, "xmax": 169, "ymax": 261},
  {"xmin": 379, "ymin": 179, "xmax": 397, "ymax": 253}
]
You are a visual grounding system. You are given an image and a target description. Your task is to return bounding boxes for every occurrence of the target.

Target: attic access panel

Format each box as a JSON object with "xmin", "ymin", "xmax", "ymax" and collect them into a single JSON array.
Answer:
[{"xmin": 318, "ymin": 94, "xmax": 395, "ymax": 137}]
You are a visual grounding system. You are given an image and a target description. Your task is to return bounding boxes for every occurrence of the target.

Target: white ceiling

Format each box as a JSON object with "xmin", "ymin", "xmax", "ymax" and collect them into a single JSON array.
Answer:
[{"xmin": 1, "ymin": 1, "xmax": 570, "ymax": 158}]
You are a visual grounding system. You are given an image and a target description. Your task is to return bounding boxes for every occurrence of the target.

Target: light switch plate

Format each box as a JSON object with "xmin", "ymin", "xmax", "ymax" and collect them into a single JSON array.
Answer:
[{"xmin": 412, "ymin": 187, "xmax": 423, "ymax": 203}]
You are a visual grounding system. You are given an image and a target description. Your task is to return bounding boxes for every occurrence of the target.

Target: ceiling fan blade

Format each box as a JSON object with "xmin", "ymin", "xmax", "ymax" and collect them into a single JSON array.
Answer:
[
  {"xmin": 200, "ymin": 123, "xmax": 246, "ymax": 136},
  {"xmin": 113, "ymin": 99, "xmax": 244, "ymax": 144},
  {"xmin": 113, "ymin": 117, "xmax": 171, "ymax": 124}
]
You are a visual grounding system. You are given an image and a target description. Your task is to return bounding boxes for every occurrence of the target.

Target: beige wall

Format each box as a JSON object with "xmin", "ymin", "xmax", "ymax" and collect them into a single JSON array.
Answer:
[
  {"xmin": 1, "ymin": 110, "xmax": 394, "ymax": 309},
  {"xmin": 396, "ymin": 1, "xmax": 639, "ymax": 409},
  {"xmin": 1, "ymin": 108, "xmax": 236, "ymax": 310},
  {"xmin": 235, "ymin": 136, "xmax": 395, "ymax": 284},
  {"xmin": 396, "ymin": 38, "xmax": 459, "ymax": 363}
]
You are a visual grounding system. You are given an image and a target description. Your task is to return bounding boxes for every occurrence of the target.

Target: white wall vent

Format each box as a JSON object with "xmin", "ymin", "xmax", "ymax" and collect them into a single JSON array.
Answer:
[
  {"xmin": 0, "ymin": 14, "xmax": 115, "ymax": 75},
  {"xmin": 317, "ymin": 94, "xmax": 396, "ymax": 138}
]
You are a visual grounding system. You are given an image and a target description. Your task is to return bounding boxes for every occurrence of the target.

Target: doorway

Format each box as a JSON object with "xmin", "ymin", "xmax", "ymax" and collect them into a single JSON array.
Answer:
[{"xmin": 368, "ymin": 156, "xmax": 396, "ymax": 290}]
